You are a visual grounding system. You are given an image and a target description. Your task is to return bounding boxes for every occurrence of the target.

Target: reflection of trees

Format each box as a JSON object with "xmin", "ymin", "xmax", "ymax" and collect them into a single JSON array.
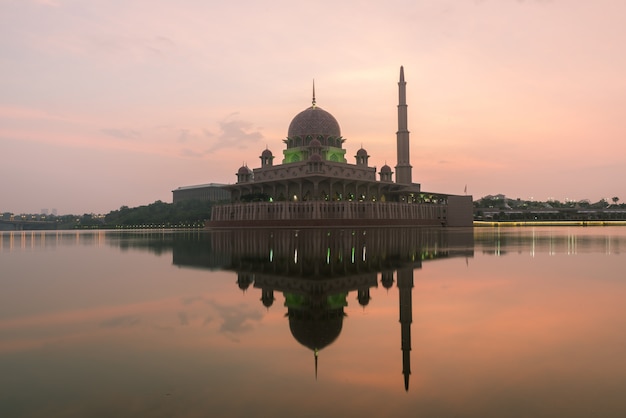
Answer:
[{"xmin": 474, "ymin": 228, "xmax": 625, "ymax": 255}]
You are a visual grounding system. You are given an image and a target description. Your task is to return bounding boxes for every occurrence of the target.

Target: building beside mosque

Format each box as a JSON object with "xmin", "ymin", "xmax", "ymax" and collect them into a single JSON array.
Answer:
[
  {"xmin": 200, "ymin": 66, "xmax": 473, "ymax": 227},
  {"xmin": 172, "ymin": 183, "xmax": 230, "ymax": 204}
]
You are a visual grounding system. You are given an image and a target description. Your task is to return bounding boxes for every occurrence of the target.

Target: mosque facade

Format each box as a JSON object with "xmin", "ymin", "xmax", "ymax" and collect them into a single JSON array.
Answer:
[{"xmin": 206, "ymin": 67, "xmax": 473, "ymax": 228}]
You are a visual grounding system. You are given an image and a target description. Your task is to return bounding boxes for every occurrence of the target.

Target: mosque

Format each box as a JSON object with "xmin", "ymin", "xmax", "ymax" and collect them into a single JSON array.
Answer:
[{"xmin": 205, "ymin": 66, "xmax": 473, "ymax": 228}]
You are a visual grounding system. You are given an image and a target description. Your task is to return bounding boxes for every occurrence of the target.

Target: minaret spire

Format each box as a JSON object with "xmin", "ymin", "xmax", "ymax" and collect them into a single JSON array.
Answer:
[
  {"xmin": 312, "ymin": 79, "xmax": 316, "ymax": 108},
  {"xmin": 395, "ymin": 65, "xmax": 413, "ymax": 184}
]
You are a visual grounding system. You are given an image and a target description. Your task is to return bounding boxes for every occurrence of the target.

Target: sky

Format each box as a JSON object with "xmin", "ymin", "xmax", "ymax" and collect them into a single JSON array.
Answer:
[{"xmin": 2, "ymin": 0, "xmax": 625, "ymax": 215}]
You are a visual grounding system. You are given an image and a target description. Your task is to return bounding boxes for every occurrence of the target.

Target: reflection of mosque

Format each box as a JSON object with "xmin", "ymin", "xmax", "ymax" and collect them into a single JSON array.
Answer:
[{"xmin": 172, "ymin": 227, "xmax": 474, "ymax": 391}]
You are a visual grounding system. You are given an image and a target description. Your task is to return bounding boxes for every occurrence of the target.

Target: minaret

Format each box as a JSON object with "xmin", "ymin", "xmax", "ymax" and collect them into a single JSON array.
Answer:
[
  {"xmin": 395, "ymin": 66, "xmax": 413, "ymax": 184},
  {"xmin": 397, "ymin": 266, "xmax": 414, "ymax": 392}
]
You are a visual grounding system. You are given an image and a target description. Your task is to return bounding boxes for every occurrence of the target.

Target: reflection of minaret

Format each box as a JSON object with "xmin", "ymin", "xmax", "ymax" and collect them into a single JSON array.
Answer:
[
  {"xmin": 395, "ymin": 66, "xmax": 413, "ymax": 185},
  {"xmin": 397, "ymin": 266, "xmax": 414, "ymax": 391}
]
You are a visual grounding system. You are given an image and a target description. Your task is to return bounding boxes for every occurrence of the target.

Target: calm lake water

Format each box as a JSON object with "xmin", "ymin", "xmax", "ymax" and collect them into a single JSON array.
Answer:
[{"xmin": 1, "ymin": 226, "xmax": 626, "ymax": 418}]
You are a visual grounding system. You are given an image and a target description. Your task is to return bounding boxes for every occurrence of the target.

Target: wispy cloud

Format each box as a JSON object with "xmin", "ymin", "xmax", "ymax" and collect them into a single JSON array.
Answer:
[
  {"xmin": 175, "ymin": 115, "xmax": 264, "ymax": 158},
  {"xmin": 178, "ymin": 311, "xmax": 189, "ymax": 326},
  {"xmin": 208, "ymin": 113, "xmax": 264, "ymax": 152},
  {"xmin": 0, "ymin": 106, "xmax": 72, "ymax": 123},
  {"xmin": 179, "ymin": 148, "xmax": 206, "ymax": 158},
  {"xmin": 177, "ymin": 129, "xmax": 191, "ymax": 143},
  {"xmin": 100, "ymin": 128, "xmax": 141, "ymax": 140},
  {"xmin": 99, "ymin": 314, "xmax": 140, "ymax": 328},
  {"xmin": 33, "ymin": 0, "xmax": 60, "ymax": 7},
  {"xmin": 207, "ymin": 300, "xmax": 263, "ymax": 336}
]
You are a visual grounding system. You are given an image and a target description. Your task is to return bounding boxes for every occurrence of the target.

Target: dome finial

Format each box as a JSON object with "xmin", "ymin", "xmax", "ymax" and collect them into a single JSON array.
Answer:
[{"xmin": 312, "ymin": 79, "xmax": 316, "ymax": 108}]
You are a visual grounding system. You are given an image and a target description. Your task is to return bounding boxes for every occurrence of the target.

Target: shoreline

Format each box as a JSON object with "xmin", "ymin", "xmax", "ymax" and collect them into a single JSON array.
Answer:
[{"xmin": 474, "ymin": 220, "xmax": 626, "ymax": 227}]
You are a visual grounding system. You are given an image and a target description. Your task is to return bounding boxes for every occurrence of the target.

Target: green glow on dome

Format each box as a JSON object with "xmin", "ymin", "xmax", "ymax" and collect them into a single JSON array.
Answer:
[{"xmin": 326, "ymin": 293, "xmax": 348, "ymax": 309}]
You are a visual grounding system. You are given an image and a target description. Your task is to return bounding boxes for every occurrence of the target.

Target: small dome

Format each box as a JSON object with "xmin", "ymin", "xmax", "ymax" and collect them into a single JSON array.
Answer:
[
  {"xmin": 380, "ymin": 164, "xmax": 391, "ymax": 173},
  {"xmin": 356, "ymin": 148, "xmax": 368, "ymax": 157},
  {"xmin": 309, "ymin": 153, "xmax": 322, "ymax": 162},
  {"xmin": 261, "ymin": 148, "xmax": 273, "ymax": 157},
  {"xmin": 238, "ymin": 165, "xmax": 252, "ymax": 175},
  {"xmin": 309, "ymin": 138, "xmax": 322, "ymax": 148},
  {"xmin": 288, "ymin": 106, "xmax": 341, "ymax": 141}
]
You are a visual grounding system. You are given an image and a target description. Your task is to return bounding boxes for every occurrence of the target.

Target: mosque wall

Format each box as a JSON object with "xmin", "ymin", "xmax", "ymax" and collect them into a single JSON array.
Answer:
[{"xmin": 209, "ymin": 201, "xmax": 447, "ymax": 227}]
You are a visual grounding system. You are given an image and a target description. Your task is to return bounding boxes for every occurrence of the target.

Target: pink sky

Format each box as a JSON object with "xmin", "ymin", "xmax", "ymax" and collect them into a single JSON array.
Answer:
[{"xmin": 2, "ymin": 0, "xmax": 625, "ymax": 214}]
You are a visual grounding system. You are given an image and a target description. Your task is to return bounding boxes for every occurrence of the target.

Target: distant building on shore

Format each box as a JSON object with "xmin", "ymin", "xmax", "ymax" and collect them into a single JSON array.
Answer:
[{"xmin": 172, "ymin": 183, "xmax": 230, "ymax": 204}]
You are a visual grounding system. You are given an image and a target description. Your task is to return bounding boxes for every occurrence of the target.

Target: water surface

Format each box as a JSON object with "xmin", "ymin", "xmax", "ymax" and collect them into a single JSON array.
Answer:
[{"xmin": 1, "ymin": 227, "xmax": 625, "ymax": 417}]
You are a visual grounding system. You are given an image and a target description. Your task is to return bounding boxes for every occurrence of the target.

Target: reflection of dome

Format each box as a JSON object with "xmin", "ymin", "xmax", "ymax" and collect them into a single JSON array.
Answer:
[
  {"xmin": 380, "ymin": 164, "xmax": 391, "ymax": 173},
  {"xmin": 285, "ymin": 292, "xmax": 346, "ymax": 352},
  {"xmin": 288, "ymin": 107, "xmax": 341, "ymax": 140},
  {"xmin": 288, "ymin": 310, "xmax": 343, "ymax": 352}
]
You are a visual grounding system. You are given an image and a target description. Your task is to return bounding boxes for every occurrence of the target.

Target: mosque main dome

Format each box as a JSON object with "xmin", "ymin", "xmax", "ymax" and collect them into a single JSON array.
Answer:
[{"xmin": 287, "ymin": 106, "xmax": 341, "ymax": 140}]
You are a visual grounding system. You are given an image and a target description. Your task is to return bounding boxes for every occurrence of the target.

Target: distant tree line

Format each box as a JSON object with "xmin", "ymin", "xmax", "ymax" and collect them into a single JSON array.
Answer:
[
  {"xmin": 103, "ymin": 200, "xmax": 212, "ymax": 228},
  {"xmin": 474, "ymin": 196, "xmax": 624, "ymax": 210},
  {"xmin": 1, "ymin": 200, "xmax": 214, "ymax": 230}
]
